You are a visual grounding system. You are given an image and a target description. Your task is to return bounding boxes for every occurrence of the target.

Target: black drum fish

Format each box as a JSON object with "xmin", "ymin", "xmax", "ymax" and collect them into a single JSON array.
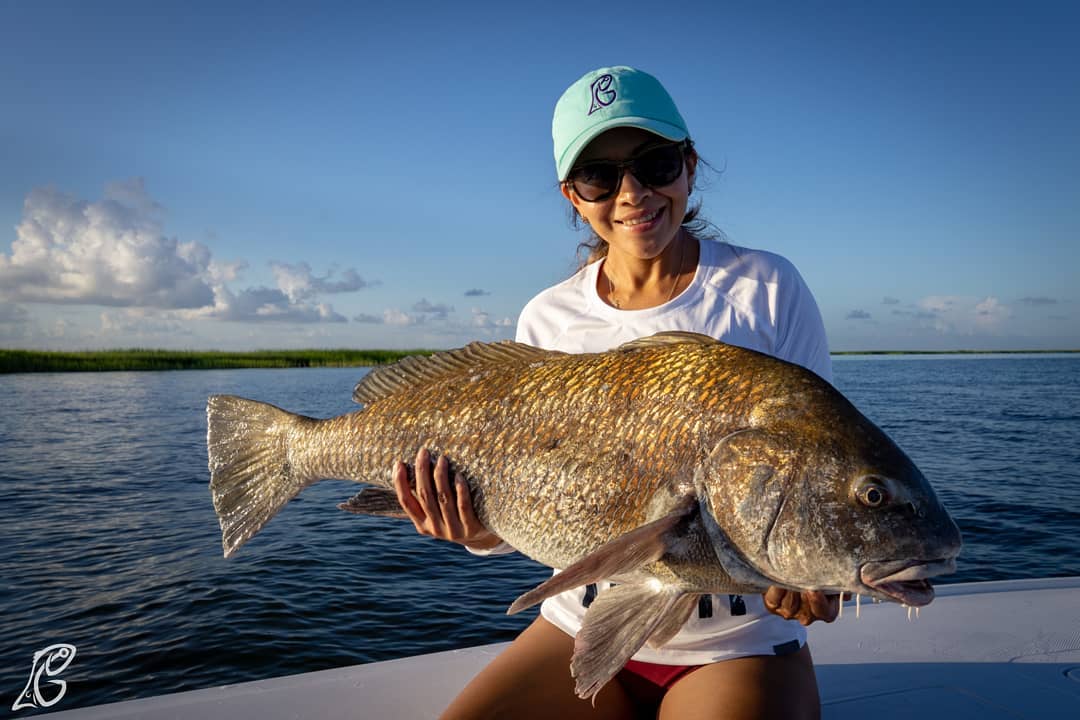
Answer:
[{"xmin": 207, "ymin": 332, "xmax": 962, "ymax": 697}]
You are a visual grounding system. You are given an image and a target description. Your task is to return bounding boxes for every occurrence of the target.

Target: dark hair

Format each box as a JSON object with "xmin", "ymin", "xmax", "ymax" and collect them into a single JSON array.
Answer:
[{"xmin": 566, "ymin": 141, "xmax": 723, "ymax": 269}]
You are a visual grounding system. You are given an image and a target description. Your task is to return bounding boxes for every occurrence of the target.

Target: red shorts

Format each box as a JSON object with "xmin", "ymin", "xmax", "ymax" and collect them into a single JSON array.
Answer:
[{"xmin": 621, "ymin": 658, "xmax": 703, "ymax": 690}]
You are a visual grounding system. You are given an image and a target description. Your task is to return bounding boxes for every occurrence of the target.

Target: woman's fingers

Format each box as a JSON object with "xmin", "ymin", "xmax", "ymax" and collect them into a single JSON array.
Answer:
[
  {"xmin": 455, "ymin": 473, "xmax": 484, "ymax": 537},
  {"xmin": 393, "ymin": 448, "xmax": 444, "ymax": 538},
  {"xmin": 393, "ymin": 460, "xmax": 425, "ymax": 531},
  {"xmin": 762, "ymin": 585, "xmax": 785, "ymax": 614},
  {"xmin": 413, "ymin": 448, "xmax": 444, "ymax": 536},
  {"xmin": 455, "ymin": 474, "xmax": 503, "ymax": 550},
  {"xmin": 391, "ymin": 448, "xmax": 503, "ymax": 549},
  {"xmin": 763, "ymin": 587, "xmax": 802, "ymax": 621},
  {"xmin": 434, "ymin": 455, "xmax": 464, "ymax": 538},
  {"xmin": 779, "ymin": 588, "xmax": 801, "ymax": 617},
  {"xmin": 804, "ymin": 590, "xmax": 839, "ymax": 624},
  {"xmin": 395, "ymin": 448, "xmax": 468, "ymax": 541},
  {"xmin": 763, "ymin": 587, "xmax": 841, "ymax": 626}
]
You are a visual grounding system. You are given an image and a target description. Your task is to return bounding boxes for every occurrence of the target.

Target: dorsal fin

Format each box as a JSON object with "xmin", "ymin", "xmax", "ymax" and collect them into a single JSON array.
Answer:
[
  {"xmin": 352, "ymin": 340, "xmax": 559, "ymax": 405},
  {"xmin": 615, "ymin": 331, "xmax": 719, "ymax": 353}
]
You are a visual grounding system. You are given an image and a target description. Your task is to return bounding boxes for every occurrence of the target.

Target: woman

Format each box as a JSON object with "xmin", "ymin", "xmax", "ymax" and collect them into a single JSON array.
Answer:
[{"xmin": 393, "ymin": 66, "xmax": 839, "ymax": 719}]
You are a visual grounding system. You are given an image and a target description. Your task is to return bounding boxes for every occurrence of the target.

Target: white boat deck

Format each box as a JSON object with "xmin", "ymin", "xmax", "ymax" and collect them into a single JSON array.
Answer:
[{"xmin": 45, "ymin": 577, "xmax": 1080, "ymax": 719}]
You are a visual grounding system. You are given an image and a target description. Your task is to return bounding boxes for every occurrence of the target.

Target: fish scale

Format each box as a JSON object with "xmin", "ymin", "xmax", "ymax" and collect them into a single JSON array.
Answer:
[
  {"xmin": 207, "ymin": 331, "xmax": 962, "ymax": 698},
  {"xmin": 343, "ymin": 350, "xmax": 696, "ymax": 561}
]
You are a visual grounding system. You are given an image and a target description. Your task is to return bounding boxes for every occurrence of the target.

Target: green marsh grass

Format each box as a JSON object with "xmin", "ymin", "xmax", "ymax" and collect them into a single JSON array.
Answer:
[{"xmin": 0, "ymin": 349, "xmax": 433, "ymax": 374}]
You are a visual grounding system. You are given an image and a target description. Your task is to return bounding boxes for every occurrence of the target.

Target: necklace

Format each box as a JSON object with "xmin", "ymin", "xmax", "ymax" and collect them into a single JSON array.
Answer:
[{"xmin": 607, "ymin": 236, "xmax": 686, "ymax": 310}]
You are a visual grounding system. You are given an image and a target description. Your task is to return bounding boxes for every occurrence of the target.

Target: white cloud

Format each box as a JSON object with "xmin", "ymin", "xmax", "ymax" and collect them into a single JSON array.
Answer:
[
  {"xmin": 470, "ymin": 308, "xmax": 514, "ymax": 330},
  {"xmin": 913, "ymin": 295, "xmax": 1010, "ymax": 335},
  {"xmin": 191, "ymin": 286, "xmax": 347, "ymax": 323},
  {"xmin": 271, "ymin": 262, "xmax": 373, "ymax": 302},
  {"xmin": 208, "ymin": 259, "xmax": 247, "ymax": 284},
  {"xmin": 378, "ymin": 299, "xmax": 458, "ymax": 326},
  {"xmin": 918, "ymin": 296, "xmax": 958, "ymax": 315},
  {"xmin": 0, "ymin": 182, "xmax": 525, "ymax": 348},
  {"xmin": 974, "ymin": 296, "xmax": 1007, "ymax": 326},
  {"xmin": 0, "ymin": 180, "xmax": 216, "ymax": 308},
  {"xmin": 412, "ymin": 298, "xmax": 453, "ymax": 319},
  {"xmin": 1, "ymin": 181, "xmax": 372, "ymax": 328},
  {"xmin": 359, "ymin": 305, "xmax": 514, "ymax": 342},
  {"xmin": 383, "ymin": 308, "xmax": 416, "ymax": 326}
]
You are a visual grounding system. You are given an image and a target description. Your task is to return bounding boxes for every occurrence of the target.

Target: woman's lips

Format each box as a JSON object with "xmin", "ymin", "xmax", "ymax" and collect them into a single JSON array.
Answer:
[{"xmin": 619, "ymin": 206, "xmax": 665, "ymax": 231}]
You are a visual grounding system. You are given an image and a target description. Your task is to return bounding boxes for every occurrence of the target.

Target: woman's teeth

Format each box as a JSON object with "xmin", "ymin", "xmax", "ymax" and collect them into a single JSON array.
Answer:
[{"xmin": 623, "ymin": 208, "xmax": 661, "ymax": 226}]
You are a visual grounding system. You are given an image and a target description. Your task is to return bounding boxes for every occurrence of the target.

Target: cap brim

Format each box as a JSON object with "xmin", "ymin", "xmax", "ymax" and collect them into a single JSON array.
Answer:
[{"xmin": 556, "ymin": 117, "xmax": 688, "ymax": 181}]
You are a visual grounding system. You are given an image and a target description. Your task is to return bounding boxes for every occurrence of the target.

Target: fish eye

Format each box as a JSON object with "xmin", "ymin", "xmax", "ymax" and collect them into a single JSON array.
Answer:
[{"xmin": 855, "ymin": 478, "xmax": 888, "ymax": 508}]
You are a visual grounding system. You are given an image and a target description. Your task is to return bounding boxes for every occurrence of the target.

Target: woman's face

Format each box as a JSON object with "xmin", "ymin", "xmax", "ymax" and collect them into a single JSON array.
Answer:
[{"xmin": 562, "ymin": 127, "xmax": 696, "ymax": 261}]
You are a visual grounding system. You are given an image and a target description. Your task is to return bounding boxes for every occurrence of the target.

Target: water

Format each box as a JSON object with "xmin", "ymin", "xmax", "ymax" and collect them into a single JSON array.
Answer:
[{"xmin": 1, "ymin": 356, "xmax": 1078, "ymax": 714}]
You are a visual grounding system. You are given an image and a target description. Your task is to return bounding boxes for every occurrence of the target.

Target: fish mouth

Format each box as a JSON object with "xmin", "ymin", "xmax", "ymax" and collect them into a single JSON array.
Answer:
[{"xmin": 858, "ymin": 557, "xmax": 957, "ymax": 606}]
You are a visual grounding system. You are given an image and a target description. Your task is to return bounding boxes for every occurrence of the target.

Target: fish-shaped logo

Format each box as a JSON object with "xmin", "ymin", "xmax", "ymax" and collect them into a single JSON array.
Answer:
[
  {"xmin": 588, "ymin": 73, "xmax": 616, "ymax": 115},
  {"xmin": 12, "ymin": 643, "xmax": 77, "ymax": 712}
]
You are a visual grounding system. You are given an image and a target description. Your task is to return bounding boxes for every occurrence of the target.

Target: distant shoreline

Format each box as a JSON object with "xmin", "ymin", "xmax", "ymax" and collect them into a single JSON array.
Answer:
[
  {"xmin": 1, "ymin": 347, "xmax": 1077, "ymax": 373},
  {"xmin": 0, "ymin": 349, "xmax": 433, "ymax": 374}
]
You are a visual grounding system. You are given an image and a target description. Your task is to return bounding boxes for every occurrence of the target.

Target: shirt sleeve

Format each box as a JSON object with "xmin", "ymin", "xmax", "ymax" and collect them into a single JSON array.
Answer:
[
  {"xmin": 515, "ymin": 318, "xmax": 533, "ymax": 345},
  {"xmin": 515, "ymin": 295, "xmax": 545, "ymax": 346},
  {"xmin": 774, "ymin": 262, "xmax": 834, "ymax": 385},
  {"xmin": 465, "ymin": 540, "xmax": 517, "ymax": 557}
]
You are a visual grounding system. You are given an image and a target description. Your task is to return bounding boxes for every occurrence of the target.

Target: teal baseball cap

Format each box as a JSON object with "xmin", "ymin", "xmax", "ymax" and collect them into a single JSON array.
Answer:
[{"xmin": 552, "ymin": 66, "xmax": 690, "ymax": 181}]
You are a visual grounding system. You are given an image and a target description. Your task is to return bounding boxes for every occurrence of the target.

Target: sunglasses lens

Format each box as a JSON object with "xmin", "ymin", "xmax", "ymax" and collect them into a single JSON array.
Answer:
[
  {"xmin": 569, "ymin": 164, "xmax": 620, "ymax": 202},
  {"xmin": 635, "ymin": 145, "xmax": 684, "ymax": 187},
  {"xmin": 568, "ymin": 142, "xmax": 686, "ymax": 202}
]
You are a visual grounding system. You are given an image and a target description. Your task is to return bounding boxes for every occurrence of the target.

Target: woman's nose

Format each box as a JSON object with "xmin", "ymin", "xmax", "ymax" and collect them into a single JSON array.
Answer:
[{"xmin": 617, "ymin": 167, "xmax": 650, "ymax": 200}]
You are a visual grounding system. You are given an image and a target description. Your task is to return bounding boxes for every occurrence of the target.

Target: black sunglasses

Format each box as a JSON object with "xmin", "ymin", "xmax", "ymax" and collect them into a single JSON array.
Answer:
[{"xmin": 566, "ymin": 140, "xmax": 690, "ymax": 202}]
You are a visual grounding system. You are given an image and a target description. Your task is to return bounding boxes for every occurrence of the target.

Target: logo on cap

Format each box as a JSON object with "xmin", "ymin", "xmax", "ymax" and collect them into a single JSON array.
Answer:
[{"xmin": 588, "ymin": 74, "xmax": 616, "ymax": 115}]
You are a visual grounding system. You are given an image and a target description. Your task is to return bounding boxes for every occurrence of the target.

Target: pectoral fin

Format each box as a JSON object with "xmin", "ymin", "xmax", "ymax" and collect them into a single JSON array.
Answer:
[
  {"xmin": 507, "ymin": 496, "xmax": 696, "ymax": 615},
  {"xmin": 337, "ymin": 487, "xmax": 408, "ymax": 519},
  {"xmin": 645, "ymin": 592, "xmax": 699, "ymax": 649},
  {"xmin": 571, "ymin": 582, "xmax": 685, "ymax": 699}
]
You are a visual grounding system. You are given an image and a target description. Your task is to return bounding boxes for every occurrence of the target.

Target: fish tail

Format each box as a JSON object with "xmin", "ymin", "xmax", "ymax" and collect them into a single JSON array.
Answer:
[{"xmin": 207, "ymin": 394, "xmax": 316, "ymax": 558}]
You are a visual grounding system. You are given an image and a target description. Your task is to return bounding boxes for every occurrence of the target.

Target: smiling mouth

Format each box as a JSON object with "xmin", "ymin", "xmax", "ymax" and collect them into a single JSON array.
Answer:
[
  {"xmin": 859, "ymin": 558, "xmax": 957, "ymax": 606},
  {"xmin": 620, "ymin": 207, "xmax": 664, "ymax": 226}
]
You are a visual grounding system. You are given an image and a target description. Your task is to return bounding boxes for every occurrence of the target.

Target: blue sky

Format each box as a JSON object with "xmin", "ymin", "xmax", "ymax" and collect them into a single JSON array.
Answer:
[{"xmin": 1, "ymin": 0, "xmax": 1077, "ymax": 351}]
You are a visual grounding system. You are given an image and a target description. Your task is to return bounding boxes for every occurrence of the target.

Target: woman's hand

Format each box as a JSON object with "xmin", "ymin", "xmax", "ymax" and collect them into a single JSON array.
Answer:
[
  {"xmin": 762, "ymin": 587, "xmax": 840, "ymax": 626},
  {"xmin": 393, "ymin": 447, "xmax": 503, "ymax": 551}
]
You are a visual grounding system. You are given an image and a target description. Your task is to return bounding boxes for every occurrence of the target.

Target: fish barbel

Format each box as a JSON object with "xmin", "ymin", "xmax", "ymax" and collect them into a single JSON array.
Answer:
[{"xmin": 207, "ymin": 331, "xmax": 962, "ymax": 697}]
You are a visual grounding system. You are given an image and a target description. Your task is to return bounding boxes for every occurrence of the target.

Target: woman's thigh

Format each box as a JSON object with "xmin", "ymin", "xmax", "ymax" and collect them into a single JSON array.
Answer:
[
  {"xmin": 440, "ymin": 616, "xmax": 638, "ymax": 720},
  {"xmin": 658, "ymin": 644, "xmax": 821, "ymax": 720}
]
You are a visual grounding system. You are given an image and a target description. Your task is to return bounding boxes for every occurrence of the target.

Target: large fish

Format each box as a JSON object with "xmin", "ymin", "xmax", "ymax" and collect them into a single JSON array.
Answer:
[{"xmin": 207, "ymin": 332, "xmax": 962, "ymax": 698}]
